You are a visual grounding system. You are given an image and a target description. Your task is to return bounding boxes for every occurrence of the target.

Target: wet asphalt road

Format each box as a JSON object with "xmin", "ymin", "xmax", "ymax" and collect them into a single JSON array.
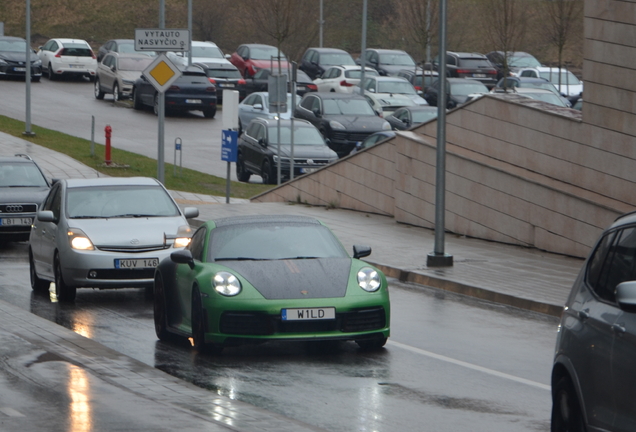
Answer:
[{"xmin": 0, "ymin": 241, "xmax": 558, "ymax": 431}]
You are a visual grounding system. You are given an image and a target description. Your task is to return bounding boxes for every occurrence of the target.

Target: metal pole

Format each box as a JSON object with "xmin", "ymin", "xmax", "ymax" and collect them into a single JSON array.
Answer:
[
  {"xmin": 226, "ymin": 162, "xmax": 230, "ymax": 203},
  {"xmin": 277, "ymin": 117, "xmax": 281, "ymax": 185},
  {"xmin": 23, "ymin": 0, "xmax": 35, "ymax": 137},
  {"xmin": 188, "ymin": 0, "xmax": 192, "ymax": 66},
  {"xmin": 158, "ymin": 92, "xmax": 165, "ymax": 183},
  {"xmin": 427, "ymin": 0, "xmax": 453, "ymax": 267},
  {"xmin": 359, "ymin": 0, "xmax": 367, "ymax": 97},
  {"xmin": 90, "ymin": 116, "xmax": 95, "ymax": 156},
  {"xmin": 319, "ymin": 0, "xmax": 324, "ymax": 48},
  {"xmin": 159, "ymin": 0, "xmax": 165, "ymax": 28}
]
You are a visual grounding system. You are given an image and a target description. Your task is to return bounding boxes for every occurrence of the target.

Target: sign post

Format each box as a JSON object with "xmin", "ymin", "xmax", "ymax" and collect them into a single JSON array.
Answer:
[{"xmin": 221, "ymin": 130, "xmax": 238, "ymax": 204}]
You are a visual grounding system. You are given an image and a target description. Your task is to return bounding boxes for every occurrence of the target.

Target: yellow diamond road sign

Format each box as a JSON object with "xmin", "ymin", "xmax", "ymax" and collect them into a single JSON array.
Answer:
[{"xmin": 142, "ymin": 54, "xmax": 182, "ymax": 93}]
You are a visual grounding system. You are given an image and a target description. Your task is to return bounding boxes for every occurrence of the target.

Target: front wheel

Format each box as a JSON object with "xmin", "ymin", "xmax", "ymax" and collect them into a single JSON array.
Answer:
[
  {"xmin": 551, "ymin": 376, "xmax": 585, "ymax": 432},
  {"xmin": 203, "ymin": 108, "xmax": 216, "ymax": 118},
  {"xmin": 261, "ymin": 160, "xmax": 277, "ymax": 185},
  {"xmin": 153, "ymin": 273, "xmax": 171, "ymax": 341},
  {"xmin": 94, "ymin": 78, "xmax": 104, "ymax": 99},
  {"xmin": 29, "ymin": 249, "xmax": 49, "ymax": 292},
  {"xmin": 133, "ymin": 88, "xmax": 143, "ymax": 110},
  {"xmin": 54, "ymin": 255, "xmax": 76, "ymax": 302},
  {"xmin": 47, "ymin": 63, "xmax": 56, "ymax": 80},
  {"xmin": 236, "ymin": 153, "xmax": 251, "ymax": 182},
  {"xmin": 113, "ymin": 82, "xmax": 120, "ymax": 101}
]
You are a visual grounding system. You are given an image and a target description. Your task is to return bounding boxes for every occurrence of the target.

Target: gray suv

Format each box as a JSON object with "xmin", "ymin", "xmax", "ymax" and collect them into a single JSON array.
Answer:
[{"xmin": 551, "ymin": 211, "xmax": 636, "ymax": 431}]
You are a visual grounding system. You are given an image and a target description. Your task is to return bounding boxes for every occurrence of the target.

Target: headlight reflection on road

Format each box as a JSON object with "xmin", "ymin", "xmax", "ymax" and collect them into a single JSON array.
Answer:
[
  {"xmin": 357, "ymin": 383, "xmax": 383, "ymax": 432},
  {"xmin": 68, "ymin": 365, "xmax": 92, "ymax": 431}
]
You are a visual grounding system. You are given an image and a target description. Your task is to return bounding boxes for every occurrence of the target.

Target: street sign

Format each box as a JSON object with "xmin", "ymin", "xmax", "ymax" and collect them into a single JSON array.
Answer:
[
  {"xmin": 142, "ymin": 54, "xmax": 182, "ymax": 93},
  {"xmin": 135, "ymin": 29, "xmax": 190, "ymax": 52},
  {"xmin": 221, "ymin": 130, "xmax": 238, "ymax": 162}
]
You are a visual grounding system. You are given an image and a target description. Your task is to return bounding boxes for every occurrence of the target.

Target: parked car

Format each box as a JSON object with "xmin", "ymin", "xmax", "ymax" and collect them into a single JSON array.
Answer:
[
  {"xmin": 363, "ymin": 92, "xmax": 416, "ymax": 118},
  {"xmin": 517, "ymin": 66, "xmax": 583, "ymax": 103},
  {"xmin": 551, "ymin": 211, "xmax": 636, "ymax": 432},
  {"xmin": 385, "ymin": 106, "xmax": 438, "ymax": 130},
  {"xmin": 153, "ymin": 214, "xmax": 390, "ymax": 354},
  {"xmin": 491, "ymin": 76, "xmax": 571, "ymax": 107},
  {"xmin": 433, "ymin": 51, "xmax": 498, "ymax": 89},
  {"xmin": 396, "ymin": 68, "xmax": 439, "ymax": 95},
  {"xmin": 313, "ymin": 65, "xmax": 378, "ymax": 93},
  {"xmin": 37, "ymin": 38, "xmax": 97, "ymax": 81},
  {"xmin": 236, "ymin": 118, "xmax": 338, "ymax": 184},
  {"xmin": 167, "ymin": 41, "xmax": 226, "ymax": 66},
  {"xmin": 94, "ymin": 53, "xmax": 154, "ymax": 101},
  {"xmin": 238, "ymin": 92, "xmax": 301, "ymax": 135},
  {"xmin": 0, "ymin": 154, "xmax": 50, "ymax": 243},
  {"xmin": 194, "ymin": 61, "xmax": 246, "ymax": 103},
  {"xmin": 359, "ymin": 75, "xmax": 429, "ymax": 109},
  {"xmin": 349, "ymin": 131, "xmax": 396, "ymax": 155},
  {"xmin": 230, "ymin": 44, "xmax": 289, "ymax": 78},
  {"xmin": 0, "ymin": 36, "xmax": 43, "ymax": 81},
  {"xmin": 424, "ymin": 78, "xmax": 489, "ymax": 108},
  {"xmin": 96, "ymin": 39, "xmax": 153, "ymax": 63},
  {"xmin": 485, "ymin": 51, "xmax": 542, "ymax": 79},
  {"xmin": 294, "ymin": 92, "xmax": 392, "ymax": 157},
  {"xmin": 299, "ymin": 47, "xmax": 356, "ymax": 80},
  {"xmin": 357, "ymin": 48, "xmax": 417, "ymax": 76},
  {"xmin": 503, "ymin": 87, "xmax": 571, "ymax": 107},
  {"xmin": 29, "ymin": 177, "xmax": 199, "ymax": 302},
  {"xmin": 243, "ymin": 67, "xmax": 316, "ymax": 97},
  {"xmin": 132, "ymin": 66, "xmax": 218, "ymax": 118}
]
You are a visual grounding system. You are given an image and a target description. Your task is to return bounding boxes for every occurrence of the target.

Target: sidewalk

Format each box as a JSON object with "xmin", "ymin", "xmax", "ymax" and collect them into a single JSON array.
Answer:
[{"xmin": 0, "ymin": 131, "xmax": 584, "ymax": 430}]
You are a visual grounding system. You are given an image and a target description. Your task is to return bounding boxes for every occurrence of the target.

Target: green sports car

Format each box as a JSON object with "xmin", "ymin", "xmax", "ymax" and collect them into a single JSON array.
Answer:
[{"xmin": 153, "ymin": 215, "xmax": 390, "ymax": 354}]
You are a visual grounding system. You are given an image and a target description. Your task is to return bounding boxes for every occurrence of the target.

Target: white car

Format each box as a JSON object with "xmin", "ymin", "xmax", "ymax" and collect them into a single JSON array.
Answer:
[
  {"xmin": 517, "ymin": 66, "xmax": 583, "ymax": 102},
  {"xmin": 238, "ymin": 92, "xmax": 300, "ymax": 134},
  {"xmin": 37, "ymin": 38, "xmax": 97, "ymax": 81},
  {"xmin": 167, "ymin": 41, "xmax": 229, "ymax": 67},
  {"xmin": 314, "ymin": 65, "xmax": 379, "ymax": 93},
  {"xmin": 357, "ymin": 75, "xmax": 427, "ymax": 116}
]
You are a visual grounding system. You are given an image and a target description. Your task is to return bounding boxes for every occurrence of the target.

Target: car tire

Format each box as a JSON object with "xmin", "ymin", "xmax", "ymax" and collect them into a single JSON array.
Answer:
[
  {"xmin": 133, "ymin": 88, "xmax": 143, "ymax": 110},
  {"xmin": 94, "ymin": 78, "xmax": 105, "ymax": 100},
  {"xmin": 54, "ymin": 255, "xmax": 76, "ymax": 302},
  {"xmin": 113, "ymin": 83, "xmax": 120, "ymax": 102},
  {"xmin": 356, "ymin": 337, "xmax": 387, "ymax": 351},
  {"xmin": 153, "ymin": 273, "xmax": 173, "ymax": 341},
  {"xmin": 551, "ymin": 376, "xmax": 585, "ymax": 432},
  {"xmin": 203, "ymin": 108, "xmax": 216, "ymax": 118},
  {"xmin": 236, "ymin": 153, "xmax": 251, "ymax": 182},
  {"xmin": 29, "ymin": 249, "xmax": 49, "ymax": 293},
  {"xmin": 261, "ymin": 160, "xmax": 276, "ymax": 185},
  {"xmin": 47, "ymin": 63, "xmax": 56, "ymax": 80},
  {"xmin": 192, "ymin": 286, "xmax": 223, "ymax": 355}
]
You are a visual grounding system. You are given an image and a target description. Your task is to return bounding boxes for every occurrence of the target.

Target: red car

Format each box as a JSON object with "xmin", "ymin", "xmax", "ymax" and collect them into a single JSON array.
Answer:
[{"xmin": 230, "ymin": 44, "xmax": 290, "ymax": 78}]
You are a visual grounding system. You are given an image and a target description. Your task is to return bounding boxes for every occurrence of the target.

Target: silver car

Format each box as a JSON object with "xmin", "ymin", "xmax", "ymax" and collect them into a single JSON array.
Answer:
[
  {"xmin": 552, "ymin": 212, "xmax": 636, "ymax": 431},
  {"xmin": 95, "ymin": 52, "xmax": 154, "ymax": 101},
  {"xmin": 29, "ymin": 177, "xmax": 199, "ymax": 302}
]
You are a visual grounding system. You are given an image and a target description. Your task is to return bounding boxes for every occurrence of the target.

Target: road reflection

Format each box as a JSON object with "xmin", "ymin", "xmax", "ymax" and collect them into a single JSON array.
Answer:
[{"xmin": 68, "ymin": 365, "xmax": 92, "ymax": 431}]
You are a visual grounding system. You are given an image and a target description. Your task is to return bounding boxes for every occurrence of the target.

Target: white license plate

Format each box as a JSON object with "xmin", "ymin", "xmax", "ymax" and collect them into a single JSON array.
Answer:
[
  {"xmin": 473, "ymin": 73, "xmax": 486, "ymax": 78},
  {"xmin": 282, "ymin": 307, "xmax": 335, "ymax": 321},
  {"xmin": 114, "ymin": 258, "xmax": 159, "ymax": 269},
  {"xmin": 14, "ymin": 67, "xmax": 26, "ymax": 72},
  {"xmin": 69, "ymin": 64, "xmax": 83, "ymax": 69},
  {"xmin": 185, "ymin": 99, "xmax": 202, "ymax": 104},
  {"xmin": 297, "ymin": 86, "xmax": 305, "ymax": 90},
  {"xmin": 220, "ymin": 83, "xmax": 234, "ymax": 88},
  {"xmin": 0, "ymin": 217, "xmax": 32, "ymax": 226},
  {"xmin": 301, "ymin": 167, "xmax": 318, "ymax": 174}
]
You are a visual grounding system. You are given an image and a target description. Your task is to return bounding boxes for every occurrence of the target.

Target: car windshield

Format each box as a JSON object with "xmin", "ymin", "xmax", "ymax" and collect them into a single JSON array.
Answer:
[
  {"xmin": 262, "ymin": 94, "xmax": 300, "ymax": 109},
  {"xmin": 520, "ymin": 82, "xmax": 560, "ymax": 94},
  {"xmin": 208, "ymin": 222, "xmax": 348, "ymax": 261},
  {"xmin": 344, "ymin": 69, "xmax": 378, "ymax": 79},
  {"xmin": 450, "ymin": 82, "xmax": 489, "ymax": 96},
  {"xmin": 539, "ymin": 71, "xmax": 581, "ymax": 86},
  {"xmin": 119, "ymin": 57, "xmax": 153, "ymax": 71},
  {"xmin": 267, "ymin": 125, "xmax": 325, "ymax": 145},
  {"xmin": 320, "ymin": 53, "xmax": 355, "ymax": 66},
  {"xmin": 117, "ymin": 43, "xmax": 136, "ymax": 54},
  {"xmin": 522, "ymin": 92, "xmax": 567, "ymax": 107},
  {"xmin": 0, "ymin": 162, "xmax": 48, "ymax": 187},
  {"xmin": 411, "ymin": 110, "xmax": 438, "ymax": 123},
  {"xmin": 251, "ymin": 46, "xmax": 286, "ymax": 60},
  {"xmin": 66, "ymin": 185, "xmax": 180, "ymax": 218},
  {"xmin": 206, "ymin": 68, "xmax": 242, "ymax": 79},
  {"xmin": 378, "ymin": 81, "xmax": 416, "ymax": 95},
  {"xmin": 192, "ymin": 46, "xmax": 224, "ymax": 59},
  {"xmin": 323, "ymin": 98, "xmax": 375, "ymax": 116},
  {"xmin": 379, "ymin": 53, "xmax": 415, "ymax": 66},
  {"xmin": 0, "ymin": 39, "xmax": 28, "ymax": 52},
  {"xmin": 509, "ymin": 55, "xmax": 541, "ymax": 68}
]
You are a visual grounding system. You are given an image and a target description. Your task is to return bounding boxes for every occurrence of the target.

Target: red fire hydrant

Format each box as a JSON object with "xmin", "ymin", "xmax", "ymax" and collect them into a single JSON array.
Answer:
[{"xmin": 104, "ymin": 125, "xmax": 112, "ymax": 165}]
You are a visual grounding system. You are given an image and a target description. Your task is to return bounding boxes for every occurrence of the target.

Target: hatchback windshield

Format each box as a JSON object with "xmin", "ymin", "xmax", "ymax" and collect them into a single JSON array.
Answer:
[
  {"xmin": 192, "ymin": 46, "xmax": 224, "ymax": 59},
  {"xmin": 251, "ymin": 47, "xmax": 286, "ymax": 61},
  {"xmin": 321, "ymin": 53, "xmax": 355, "ymax": 66},
  {"xmin": 344, "ymin": 69, "xmax": 378, "ymax": 79},
  {"xmin": 66, "ymin": 185, "xmax": 180, "ymax": 218},
  {"xmin": 323, "ymin": 98, "xmax": 375, "ymax": 116},
  {"xmin": 61, "ymin": 44, "xmax": 93, "ymax": 57},
  {"xmin": 458, "ymin": 58, "xmax": 493, "ymax": 68},
  {"xmin": 206, "ymin": 68, "xmax": 242, "ymax": 79},
  {"xmin": 208, "ymin": 222, "xmax": 348, "ymax": 261},
  {"xmin": 0, "ymin": 39, "xmax": 27, "ymax": 52},
  {"xmin": 378, "ymin": 81, "xmax": 417, "ymax": 95},
  {"xmin": 379, "ymin": 53, "xmax": 415, "ymax": 67},
  {"xmin": 267, "ymin": 125, "xmax": 325, "ymax": 146},
  {"xmin": 0, "ymin": 162, "xmax": 48, "ymax": 187}
]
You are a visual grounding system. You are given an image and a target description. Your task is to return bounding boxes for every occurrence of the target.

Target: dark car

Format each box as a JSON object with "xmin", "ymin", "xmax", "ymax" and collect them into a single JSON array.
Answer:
[
  {"xmin": 424, "ymin": 77, "xmax": 489, "ymax": 108},
  {"xmin": 243, "ymin": 67, "xmax": 316, "ymax": 97},
  {"xmin": 357, "ymin": 49, "xmax": 417, "ymax": 76},
  {"xmin": 433, "ymin": 51, "xmax": 498, "ymax": 89},
  {"xmin": 230, "ymin": 44, "xmax": 289, "ymax": 78},
  {"xmin": 194, "ymin": 61, "xmax": 246, "ymax": 102},
  {"xmin": 349, "ymin": 131, "xmax": 396, "ymax": 155},
  {"xmin": 299, "ymin": 47, "xmax": 356, "ymax": 80},
  {"xmin": 0, "ymin": 154, "xmax": 50, "ymax": 243},
  {"xmin": 385, "ymin": 106, "xmax": 438, "ymax": 131},
  {"xmin": 294, "ymin": 92, "xmax": 392, "ymax": 158},
  {"xmin": 132, "ymin": 66, "xmax": 217, "ymax": 118},
  {"xmin": 236, "ymin": 118, "xmax": 338, "ymax": 184},
  {"xmin": 491, "ymin": 76, "xmax": 571, "ymax": 107},
  {"xmin": 396, "ymin": 68, "xmax": 438, "ymax": 95},
  {"xmin": 0, "ymin": 36, "xmax": 43, "ymax": 82},
  {"xmin": 485, "ymin": 51, "xmax": 541, "ymax": 80},
  {"xmin": 96, "ymin": 39, "xmax": 152, "ymax": 63},
  {"xmin": 551, "ymin": 211, "xmax": 636, "ymax": 432}
]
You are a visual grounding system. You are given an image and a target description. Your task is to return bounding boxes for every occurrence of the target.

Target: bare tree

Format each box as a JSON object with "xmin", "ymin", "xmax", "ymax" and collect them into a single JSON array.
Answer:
[
  {"xmin": 542, "ymin": 0, "xmax": 583, "ymax": 84},
  {"xmin": 393, "ymin": 0, "xmax": 438, "ymax": 65}
]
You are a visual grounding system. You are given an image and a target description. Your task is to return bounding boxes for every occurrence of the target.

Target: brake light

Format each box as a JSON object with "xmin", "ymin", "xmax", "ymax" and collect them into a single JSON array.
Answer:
[
  {"xmin": 238, "ymin": 79, "xmax": 246, "ymax": 85},
  {"xmin": 208, "ymin": 78, "xmax": 217, "ymax": 84},
  {"xmin": 456, "ymin": 69, "xmax": 471, "ymax": 74},
  {"xmin": 487, "ymin": 70, "xmax": 496, "ymax": 75},
  {"xmin": 307, "ymin": 84, "xmax": 317, "ymax": 91},
  {"xmin": 91, "ymin": 50, "xmax": 96, "ymax": 59},
  {"xmin": 168, "ymin": 85, "xmax": 180, "ymax": 91},
  {"xmin": 340, "ymin": 80, "xmax": 354, "ymax": 87},
  {"xmin": 55, "ymin": 49, "xmax": 63, "ymax": 58},
  {"xmin": 414, "ymin": 86, "xmax": 422, "ymax": 91}
]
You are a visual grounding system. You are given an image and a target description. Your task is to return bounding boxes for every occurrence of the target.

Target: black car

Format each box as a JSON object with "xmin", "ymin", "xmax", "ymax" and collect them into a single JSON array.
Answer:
[
  {"xmin": 485, "ymin": 51, "xmax": 541, "ymax": 80},
  {"xmin": 194, "ymin": 61, "xmax": 246, "ymax": 102},
  {"xmin": 96, "ymin": 39, "xmax": 151, "ymax": 63},
  {"xmin": 0, "ymin": 154, "xmax": 50, "ymax": 243},
  {"xmin": 243, "ymin": 67, "xmax": 316, "ymax": 97},
  {"xmin": 433, "ymin": 52, "xmax": 498, "ymax": 89},
  {"xmin": 236, "ymin": 118, "xmax": 338, "ymax": 184},
  {"xmin": 299, "ymin": 47, "xmax": 356, "ymax": 80},
  {"xmin": 0, "ymin": 36, "xmax": 42, "ymax": 82},
  {"xmin": 357, "ymin": 49, "xmax": 417, "ymax": 76},
  {"xmin": 385, "ymin": 106, "xmax": 438, "ymax": 131},
  {"xmin": 396, "ymin": 68, "xmax": 438, "ymax": 95},
  {"xmin": 294, "ymin": 92, "xmax": 392, "ymax": 157},
  {"xmin": 491, "ymin": 76, "xmax": 571, "ymax": 107},
  {"xmin": 132, "ymin": 66, "xmax": 217, "ymax": 118},
  {"xmin": 423, "ymin": 78, "xmax": 489, "ymax": 109}
]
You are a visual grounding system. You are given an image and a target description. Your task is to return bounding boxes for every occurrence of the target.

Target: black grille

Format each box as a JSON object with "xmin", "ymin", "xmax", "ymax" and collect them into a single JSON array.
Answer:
[
  {"xmin": 341, "ymin": 307, "xmax": 386, "ymax": 332},
  {"xmin": 0, "ymin": 203, "xmax": 38, "ymax": 213},
  {"xmin": 97, "ymin": 245, "xmax": 170, "ymax": 253},
  {"xmin": 220, "ymin": 312, "xmax": 273, "ymax": 335},
  {"xmin": 87, "ymin": 268, "xmax": 155, "ymax": 280},
  {"xmin": 331, "ymin": 131, "xmax": 372, "ymax": 142}
]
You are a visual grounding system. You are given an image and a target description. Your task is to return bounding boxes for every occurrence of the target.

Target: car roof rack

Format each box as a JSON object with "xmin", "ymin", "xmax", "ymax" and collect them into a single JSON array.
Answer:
[{"xmin": 14, "ymin": 154, "xmax": 34, "ymax": 161}]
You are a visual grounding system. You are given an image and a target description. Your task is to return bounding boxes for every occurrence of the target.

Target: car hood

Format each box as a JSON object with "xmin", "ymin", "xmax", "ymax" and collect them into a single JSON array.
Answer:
[
  {"xmin": 0, "ymin": 52, "xmax": 38, "ymax": 63},
  {"xmin": 118, "ymin": 71, "xmax": 143, "ymax": 82},
  {"xmin": 0, "ymin": 187, "xmax": 49, "ymax": 205},
  {"xmin": 68, "ymin": 216, "xmax": 187, "ymax": 247},
  {"xmin": 276, "ymin": 145, "xmax": 337, "ymax": 159},
  {"xmin": 326, "ymin": 114, "xmax": 387, "ymax": 131},
  {"xmin": 373, "ymin": 93, "xmax": 415, "ymax": 107},
  {"xmin": 220, "ymin": 258, "xmax": 352, "ymax": 299},
  {"xmin": 378, "ymin": 64, "xmax": 411, "ymax": 76}
]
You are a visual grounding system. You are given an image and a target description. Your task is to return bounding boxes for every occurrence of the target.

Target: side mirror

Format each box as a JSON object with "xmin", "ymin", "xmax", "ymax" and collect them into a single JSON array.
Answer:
[
  {"xmin": 36, "ymin": 210, "xmax": 56, "ymax": 223},
  {"xmin": 312, "ymin": 108, "xmax": 321, "ymax": 117},
  {"xmin": 170, "ymin": 249, "xmax": 195, "ymax": 269},
  {"xmin": 242, "ymin": 56, "xmax": 248, "ymax": 61},
  {"xmin": 616, "ymin": 281, "xmax": 636, "ymax": 311},
  {"xmin": 111, "ymin": 65, "xmax": 116, "ymax": 72},
  {"xmin": 183, "ymin": 207, "xmax": 199, "ymax": 219},
  {"xmin": 258, "ymin": 138, "xmax": 267, "ymax": 147},
  {"xmin": 224, "ymin": 54, "xmax": 231, "ymax": 59},
  {"xmin": 253, "ymin": 103, "xmax": 263, "ymax": 110},
  {"xmin": 353, "ymin": 245, "xmax": 372, "ymax": 259}
]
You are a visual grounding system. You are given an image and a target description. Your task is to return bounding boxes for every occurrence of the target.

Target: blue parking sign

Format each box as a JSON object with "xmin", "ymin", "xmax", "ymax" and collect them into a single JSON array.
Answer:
[{"xmin": 221, "ymin": 130, "xmax": 238, "ymax": 162}]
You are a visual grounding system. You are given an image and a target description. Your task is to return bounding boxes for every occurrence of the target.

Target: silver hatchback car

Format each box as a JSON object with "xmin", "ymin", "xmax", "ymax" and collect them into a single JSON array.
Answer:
[
  {"xmin": 29, "ymin": 177, "xmax": 198, "ymax": 302},
  {"xmin": 552, "ymin": 211, "xmax": 636, "ymax": 432}
]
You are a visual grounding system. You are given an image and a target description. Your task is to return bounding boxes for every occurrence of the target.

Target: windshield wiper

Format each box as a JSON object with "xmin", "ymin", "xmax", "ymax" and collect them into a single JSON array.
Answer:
[
  {"xmin": 284, "ymin": 256, "xmax": 320, "ymax": 260},
  {"xmin": 71, "ymin": 215, "xmax": 103, "ymax": 219},
  {"xmin": 214, "ymin": 257, "xmax": 270, "ymax": 261},
  {"xmin": 109, "ymin": 214, "xmax": 159, "ymax": 218}
]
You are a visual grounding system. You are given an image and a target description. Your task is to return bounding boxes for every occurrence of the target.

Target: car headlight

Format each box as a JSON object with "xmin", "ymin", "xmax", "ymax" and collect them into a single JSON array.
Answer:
[
  {"xmin": 32, "ymin": 59, "xmax": 42, "ymax": 67},
  {"xmin": 357, "ymin": 267, "xmax": 381, "ymax": 292},
  {"xmin": 67, "ymin": 228, "xmax": 95, "ymax": 251},
  {"xmin": 122, "ymin": 79, "xmax": 134, "ymax": 85},
  {"xmin": 0, "ymin": 58, "xmax": 7, "ymax": 66},
  {"xmin": 381, "ymin": 121, "xmax": 391, "ymax": 130},
  {"xmin": 329, "ymin": 120, "xmax": 345, "ymax": 130},
  {"xmin": 213, "ymin": 272, "xmax": 242, "ymax": 296},
  {"xmin": 173, "ymin": 225, "xmax": 192, "ymax": 248}
]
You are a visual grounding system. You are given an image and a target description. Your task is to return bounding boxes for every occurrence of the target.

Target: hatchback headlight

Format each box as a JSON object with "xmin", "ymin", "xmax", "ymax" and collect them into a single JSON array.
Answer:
[
  {"xmin": 33, "ymin": 59, "xmax": 42, "ymax": 67},
  {"xmin": 357, "ymin": 267, "xmax": 381, "ymax": 292},
  {"xmin": 67, "ymin": 228, "xmax": 94, "ymax": 251},
  {"xmin": 213, "ymin": 272, "xmax": 241, "ymax": 296},
  {"xmin": 381, "ymin": 121, "xmax": 391, "ymax": 130},
  {"xmin": 329, "ymin": 120, "xmax": 346, "ymax": 130},
  {"xmin": 173, "ymin": 225, "xmax": 193, "ymax": 248}
]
